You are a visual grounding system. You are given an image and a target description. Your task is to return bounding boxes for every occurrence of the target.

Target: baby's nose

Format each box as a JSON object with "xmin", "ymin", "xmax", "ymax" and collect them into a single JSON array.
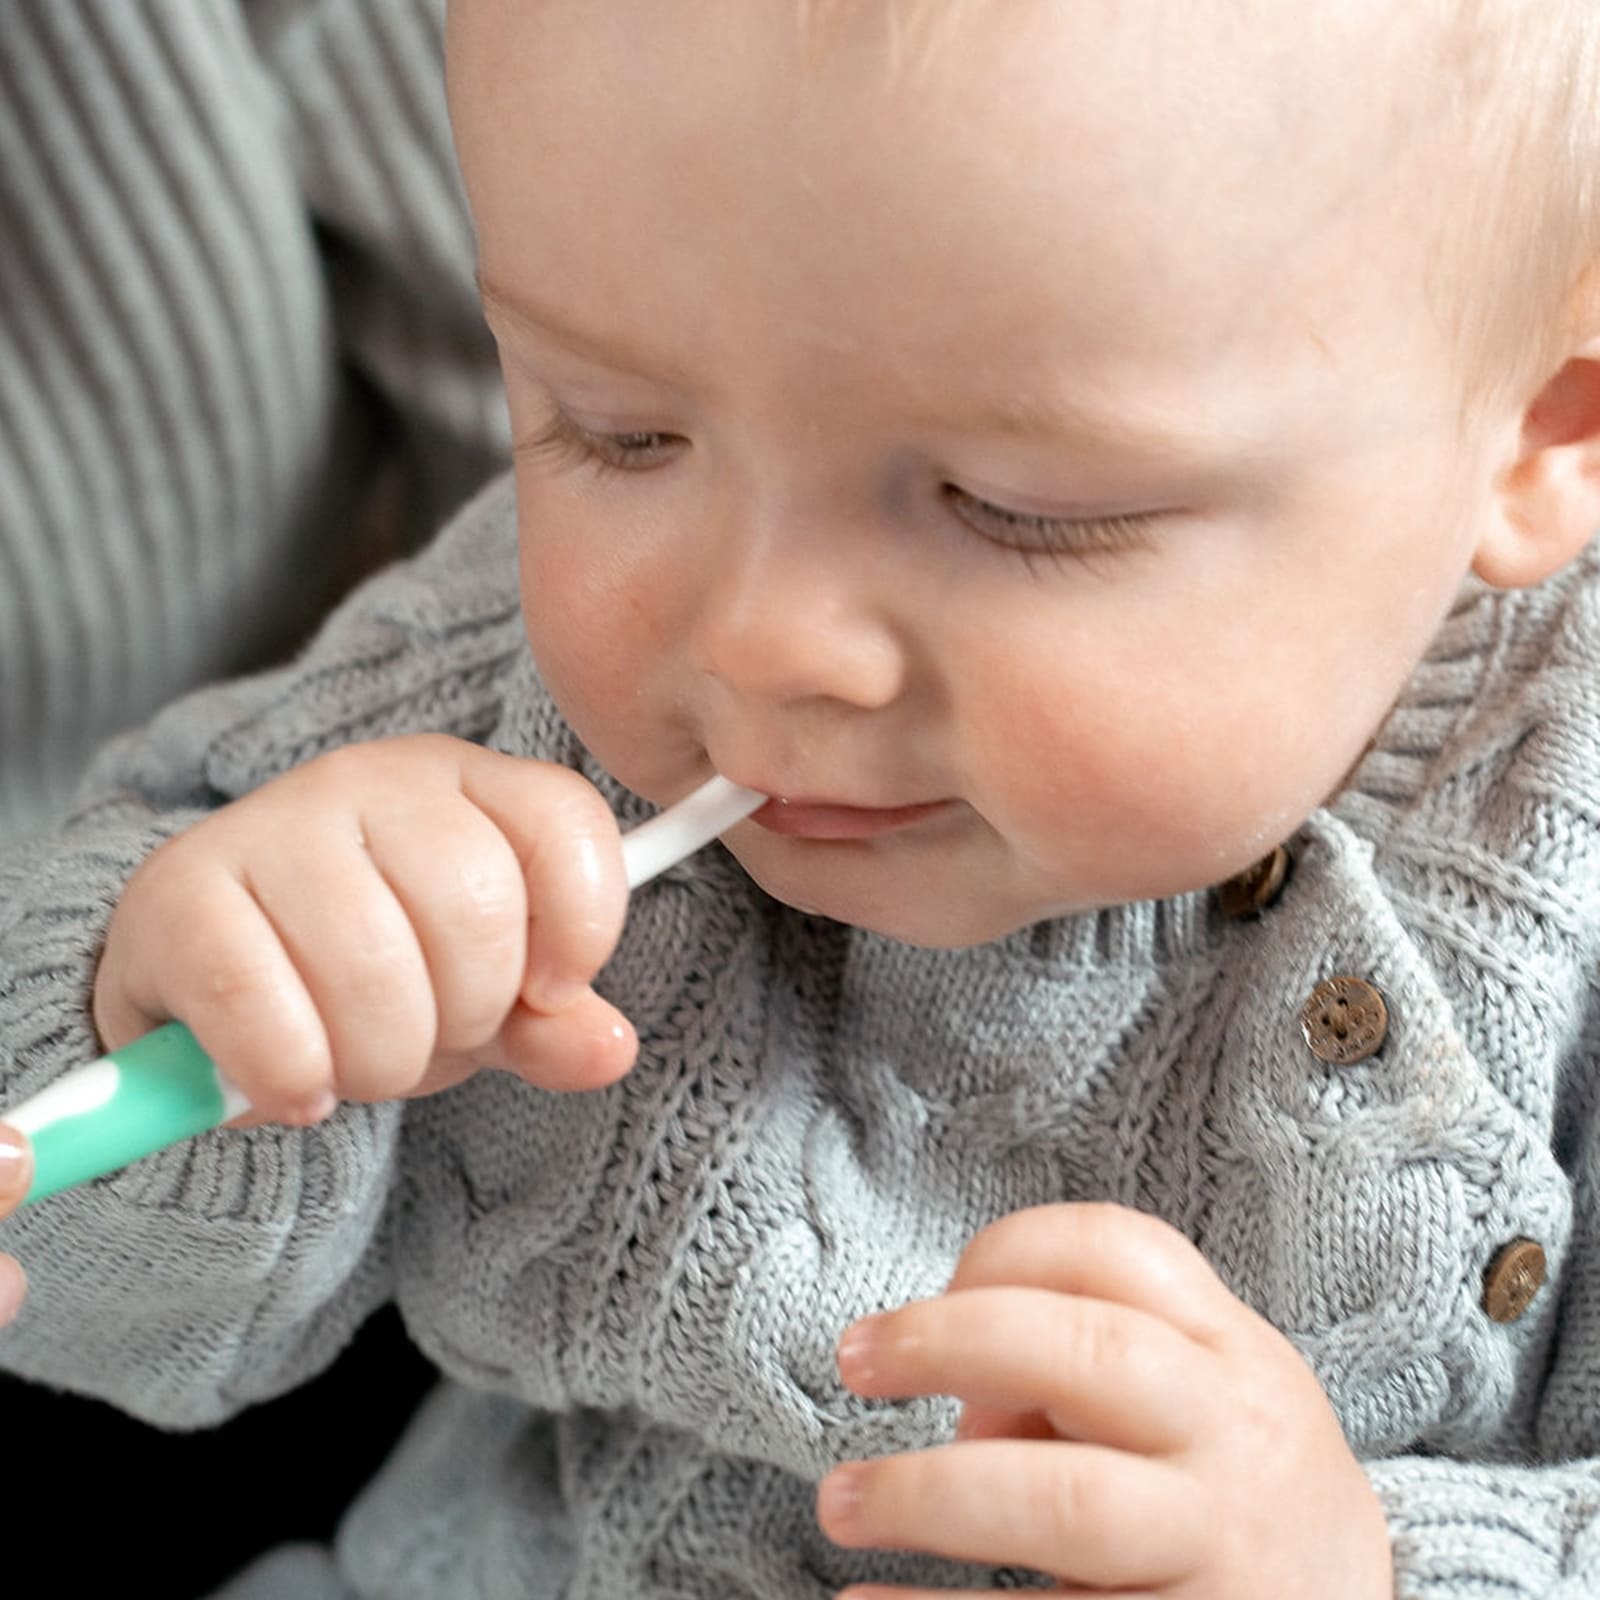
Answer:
[{"xmin": 687, "ymin": 536, "xmax": 908, "ymax": 710}]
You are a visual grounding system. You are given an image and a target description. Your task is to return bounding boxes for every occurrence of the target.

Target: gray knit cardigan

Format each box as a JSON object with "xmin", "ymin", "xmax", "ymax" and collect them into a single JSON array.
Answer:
[
  {"xmin": 0, "ymin": 0, "xmax": 506, "ymax": 844},
  {"xmin": 3, "ymin": 474, "xmax": 1600, "ymax": 1599}
]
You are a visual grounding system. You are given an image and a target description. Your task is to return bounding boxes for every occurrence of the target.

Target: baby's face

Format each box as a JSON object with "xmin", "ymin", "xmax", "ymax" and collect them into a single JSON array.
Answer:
[{"xmin": 450, "ymin": 0, "xmax": 1516, "ymax": 945}]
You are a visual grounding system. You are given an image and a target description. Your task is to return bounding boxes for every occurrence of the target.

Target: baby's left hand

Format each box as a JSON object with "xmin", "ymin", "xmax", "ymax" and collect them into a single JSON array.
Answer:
[{"xmin": 818, "ymin": 1203, "xmax": 1394, "ymax": 1599}]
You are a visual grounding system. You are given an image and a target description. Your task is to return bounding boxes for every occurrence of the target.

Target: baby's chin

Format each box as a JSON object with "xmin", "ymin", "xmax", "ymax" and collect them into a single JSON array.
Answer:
[
  {"xmin": 721, "ymin": 833, "xmax": 1089, "ymax": 950},
  {"xmin": 723, "ymin": 815, "xmax": 1324, "ymax": 946}
]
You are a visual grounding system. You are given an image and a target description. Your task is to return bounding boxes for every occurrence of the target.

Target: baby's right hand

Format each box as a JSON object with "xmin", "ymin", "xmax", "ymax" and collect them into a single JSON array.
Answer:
[{"xmin": 93, "ymin": 735, "xmax": 637, "ymax": 1125}]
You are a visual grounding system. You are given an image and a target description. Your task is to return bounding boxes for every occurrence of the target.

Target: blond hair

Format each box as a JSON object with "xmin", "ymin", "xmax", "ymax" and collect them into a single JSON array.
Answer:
[
  {"xmin": 1418, "ymin": 2, "xmax": 1600, "ymax": 411},
  {"xmin": 794, "ymin": 1, "xmax": 1600, "ymax": 411}
]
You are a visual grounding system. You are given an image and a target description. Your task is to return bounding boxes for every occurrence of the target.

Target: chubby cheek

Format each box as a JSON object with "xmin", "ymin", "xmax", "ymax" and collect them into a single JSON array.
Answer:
[
  {"xmin": 517, "ymin": 498, "xmax": 671, "ymax": 774},
  {"xmin": 960, "ymin": 606, "xmax": 1396, "ymax": 905}
]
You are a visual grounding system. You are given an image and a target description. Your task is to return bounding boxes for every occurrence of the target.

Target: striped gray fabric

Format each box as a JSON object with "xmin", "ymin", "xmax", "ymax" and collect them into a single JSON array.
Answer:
[{"xmin": 0, "ymin": 0, "xmax": 507, "ymax": 843}]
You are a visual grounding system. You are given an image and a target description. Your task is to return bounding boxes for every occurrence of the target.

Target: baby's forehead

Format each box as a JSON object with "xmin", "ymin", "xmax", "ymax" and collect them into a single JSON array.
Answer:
[
  {"xmin": 453, "ymin": 1, "xmax": 1518, "ymax": 395},
  {"xmin": 457, "ymin": 0, "xmax": 1440, "ymax": 186}
]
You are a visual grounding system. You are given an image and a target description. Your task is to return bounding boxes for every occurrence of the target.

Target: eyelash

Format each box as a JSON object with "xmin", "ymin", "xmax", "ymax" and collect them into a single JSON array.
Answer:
[
  {"xmin": 518, "ymin": 408, "xmax": 1161, "ymax": 562},
  {"xmin": 938, "ymin": 489, "xmax": 1159, "ymax": 563},
  {"xmin": 519, "ymin": 410, "xmax": 680, "ymax": 473}
]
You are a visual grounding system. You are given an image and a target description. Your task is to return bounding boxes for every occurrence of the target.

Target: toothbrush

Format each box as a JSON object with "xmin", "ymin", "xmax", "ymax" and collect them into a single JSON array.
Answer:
[{"xmin": 6, "ymin": 775, "xmax": 764, "ymax": 1208}]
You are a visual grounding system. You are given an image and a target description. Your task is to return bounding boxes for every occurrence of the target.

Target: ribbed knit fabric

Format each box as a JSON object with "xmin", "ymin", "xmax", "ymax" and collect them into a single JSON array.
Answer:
[
  {"xmin": 0, "ymin": 0, "xmax": 507, "ymax": 845},
  {"xmin": 5, "ymin": 473, "xmax": 1600, "ymax": 1598}
]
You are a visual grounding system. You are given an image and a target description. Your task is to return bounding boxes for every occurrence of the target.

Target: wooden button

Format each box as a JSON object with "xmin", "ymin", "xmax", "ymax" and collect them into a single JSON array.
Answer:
[
  {"xmin": 1483, "ymin": 1238, "xmax": 1546, "ymax": 1323},
  {"xmin": 1299, "ymin": 975, "xmax": 1388, "ymax": 1064},
  {"xmin": 1218, "ymin": 845, "xmax": 1292, "ymax": 919}
]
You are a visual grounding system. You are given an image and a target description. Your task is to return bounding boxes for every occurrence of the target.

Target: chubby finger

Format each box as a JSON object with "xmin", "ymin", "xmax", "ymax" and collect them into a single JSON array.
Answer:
[
  {"xmin": 102, "ymin": 867, "xmax": 338, "ymax": 1124},
  {"xmin": 359, "ymin": 793, "xmax": 528, "ymax": 1056},
  {"xmin": 242, "ymin": 833, "xmax": 436, "ymax": 1105},
  {"xmin": 947, "ymin": 1203, "xmax": 1246, "ymax": 1346},
  {"xmin": 453, "ymin": 753, "xmax": 628, "ymax": 1014},
  {"xmin": 818, "ymin": 1438, "xmax": 1200, "ymax": 1589},
  {"xmin": 838, "ymin": 1287, "xmax": 1210, "ymax": 1456}
]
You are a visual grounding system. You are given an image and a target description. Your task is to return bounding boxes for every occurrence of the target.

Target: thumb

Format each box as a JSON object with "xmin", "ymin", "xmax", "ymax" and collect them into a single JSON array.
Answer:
[
  {"xmin": 450, "ymin": 748, "xmax": 630, "ymax": 1015},
  {"xmin": 478, "ymin": 990, "xmax": 639, "ymax": 1092}
]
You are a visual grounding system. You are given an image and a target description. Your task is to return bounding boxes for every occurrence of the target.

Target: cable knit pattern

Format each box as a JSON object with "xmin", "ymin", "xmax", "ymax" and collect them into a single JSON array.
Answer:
[
  {"xmin": 0, "ymin": 0, "xmax": 506, "ymax": 844},
  {"xmin": 3, "ymin": 473, "xmax": 1600, "ymax": 1599}
]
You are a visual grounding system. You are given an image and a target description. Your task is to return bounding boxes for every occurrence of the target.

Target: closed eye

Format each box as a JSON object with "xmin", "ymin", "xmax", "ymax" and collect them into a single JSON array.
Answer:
[
  {"xmin": 517, "ymin": 406, "xmax": 1164, "ymax": 568},
  {"xmin": 943, "ymin": 484, "xmax": 1162, "ymax": 563},
  {"xmin": 516, "ymin": 408, "xmax": 684, "ymax": 473}
]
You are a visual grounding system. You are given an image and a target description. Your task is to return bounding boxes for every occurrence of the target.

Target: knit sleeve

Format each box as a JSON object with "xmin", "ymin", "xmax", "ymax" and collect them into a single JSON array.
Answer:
[{"xmin": 0, "ymin": 476, "xmax": 526, "ymax": 1428}]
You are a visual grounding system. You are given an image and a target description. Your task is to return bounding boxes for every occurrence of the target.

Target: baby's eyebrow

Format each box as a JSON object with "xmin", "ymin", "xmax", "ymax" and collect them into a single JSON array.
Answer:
[
  {"xmin": 481, "ymin": 270, "xmax": 1258, "ymax": 470},
  {"xmin": 477, "ymin": 275, "xmax": 693, "ymax": 383},
  {"xmin": 948, "ymin": 388, "xmax": 1253, "ymax": 472}
]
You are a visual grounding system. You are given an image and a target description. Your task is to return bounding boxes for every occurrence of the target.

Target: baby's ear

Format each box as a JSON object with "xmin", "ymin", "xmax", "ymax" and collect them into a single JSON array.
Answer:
[{"xmin": 1477, "ymin": 337, "xmax": 1600, "ymax": 588}]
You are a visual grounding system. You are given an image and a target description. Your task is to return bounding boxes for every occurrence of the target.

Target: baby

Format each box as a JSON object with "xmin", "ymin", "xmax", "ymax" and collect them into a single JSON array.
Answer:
[{"xmin": 5, "ymin": 2, "xmax": 1600, "ymax": 1595}]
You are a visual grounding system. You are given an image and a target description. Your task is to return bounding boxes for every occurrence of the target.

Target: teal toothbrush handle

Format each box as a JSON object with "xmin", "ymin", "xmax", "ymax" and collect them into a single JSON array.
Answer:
[{"xmin": 8, "ymin": 1022, "xmax": 246, "ymax": 1206}]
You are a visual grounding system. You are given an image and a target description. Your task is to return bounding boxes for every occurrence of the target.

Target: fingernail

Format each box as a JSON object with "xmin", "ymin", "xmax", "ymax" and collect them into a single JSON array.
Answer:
[
  {"xmin": 818, "ymin": 1464, "xmax": 865, "ymax": 1533},
  {"xmin": 0, "ymin": 1124, "xmax": 33, "ymax": 1202},
  {"xmin": 526, "ymin": 970, "xmax": 589, "ymax": 1015},
  {"xmin": 836, "ymin": 1315, "xmax": 881, "ymax": 1384}
]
